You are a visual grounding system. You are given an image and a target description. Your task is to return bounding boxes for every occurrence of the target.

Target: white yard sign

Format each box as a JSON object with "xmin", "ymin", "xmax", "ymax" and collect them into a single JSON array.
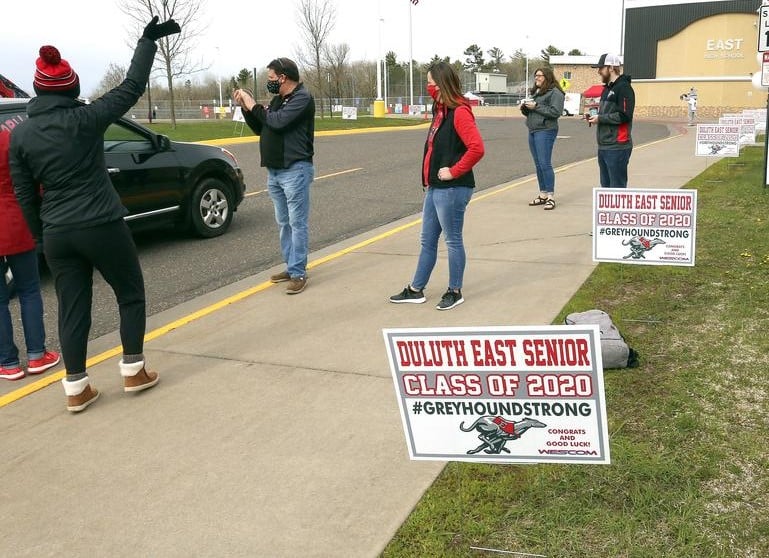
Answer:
[
  {"xmin": 593, "ymin": 188, "xmax": 697, "ymax": 266},
  {"xmin": 696, "ymin": 124, "xmax": 740, "ymax": 157},
  {"xmin": 384, "ymin": 325, "xmax": 611, "ymax": 465}
]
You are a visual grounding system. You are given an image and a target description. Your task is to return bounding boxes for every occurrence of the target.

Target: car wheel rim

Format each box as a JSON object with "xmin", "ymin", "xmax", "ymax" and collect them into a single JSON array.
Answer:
[{"xmin": 199, "ymin": 188, "xmax": 229, "ymax": 229}]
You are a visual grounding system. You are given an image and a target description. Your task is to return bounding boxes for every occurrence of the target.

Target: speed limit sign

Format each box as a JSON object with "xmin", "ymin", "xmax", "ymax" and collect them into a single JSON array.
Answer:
[{"xmin": 760, "ymin": 4, "xmax": 769, "ymax": 51}]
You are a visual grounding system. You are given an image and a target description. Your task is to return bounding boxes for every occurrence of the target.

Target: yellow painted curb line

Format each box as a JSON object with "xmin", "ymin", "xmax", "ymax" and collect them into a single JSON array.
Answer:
[{"xmin": 199, "ymin": 122, "xmax": 429, "ymax": 146}]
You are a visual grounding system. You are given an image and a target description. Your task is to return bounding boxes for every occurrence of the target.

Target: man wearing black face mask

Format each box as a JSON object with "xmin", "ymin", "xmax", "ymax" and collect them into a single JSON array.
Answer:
[{"xmin": 234, "ymin": 58, "xmax": 315, "ymax": 295}]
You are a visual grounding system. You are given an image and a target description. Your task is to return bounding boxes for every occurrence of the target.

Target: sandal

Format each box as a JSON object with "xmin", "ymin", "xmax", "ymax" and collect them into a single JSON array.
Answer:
[
  {"xmin": 529, "ymin": 196, "xmax": 548, "ymax": 206},
  {"xmin": 543, "ymin": 198, "xmax": 556, "ymax": 210}
]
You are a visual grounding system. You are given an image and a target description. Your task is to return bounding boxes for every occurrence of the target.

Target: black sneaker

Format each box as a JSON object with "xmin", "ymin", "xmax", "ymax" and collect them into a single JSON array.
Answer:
[
  {"xmin": 389, "ymin": 285, "xmax": 426, "ymax": 304},
  {"xmin": 436, "ymin": 289, "xmax": 464, "ymax": 310}
]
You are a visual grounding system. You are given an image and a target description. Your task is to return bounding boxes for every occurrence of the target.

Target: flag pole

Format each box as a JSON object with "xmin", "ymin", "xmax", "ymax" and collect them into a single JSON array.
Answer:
[{"xmin": 374, "ymin": 0, "xmax": 385, "ymax": 117}]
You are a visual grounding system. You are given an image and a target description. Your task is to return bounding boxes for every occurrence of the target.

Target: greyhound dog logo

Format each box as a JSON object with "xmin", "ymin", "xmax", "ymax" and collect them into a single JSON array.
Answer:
[
  {"xmin": 622, "ymin": 235, "xmax": 665, "ymax": 260},
  {"xmin": 708, "ymin": 144, "xmax": 724, "ymax": 155},
  {"xmin": 459, "ymin": 416, "xmax": 546, "ymax": 455}
]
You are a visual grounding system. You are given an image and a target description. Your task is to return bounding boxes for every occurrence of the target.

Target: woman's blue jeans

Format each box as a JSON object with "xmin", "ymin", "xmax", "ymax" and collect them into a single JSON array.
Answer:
[
  {"xmin": 267, "ymin": 161, "xmax": 314, "ymax": 278},
  {"xmin": 0, "ymin": 249, "xmax": 46, "ymax": 367},
  {"xmin": 412, "ymin": 186, "xmax": 473, "ymax": 291},
  {"xmin": 528, "ymin": 128, "xmax": 558, "ymax": 194}
]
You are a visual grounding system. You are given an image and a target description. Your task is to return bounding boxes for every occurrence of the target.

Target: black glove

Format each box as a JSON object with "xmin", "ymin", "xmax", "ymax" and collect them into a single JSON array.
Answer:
[{"xmin": 142, "ymin": 16, "xmax": 181, "ymax": 41}]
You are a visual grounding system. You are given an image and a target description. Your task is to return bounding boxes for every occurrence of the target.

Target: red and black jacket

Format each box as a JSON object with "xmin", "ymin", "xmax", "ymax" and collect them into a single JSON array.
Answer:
[{"xmin": 596, "ymin": 74, "xmax": 634, "ymax": 150}]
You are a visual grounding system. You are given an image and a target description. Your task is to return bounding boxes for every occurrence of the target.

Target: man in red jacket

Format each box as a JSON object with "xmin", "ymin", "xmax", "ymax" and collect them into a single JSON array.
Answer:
[{"xmin": 0, "ymin": 128, "xmax": 59, "ymax": 380}]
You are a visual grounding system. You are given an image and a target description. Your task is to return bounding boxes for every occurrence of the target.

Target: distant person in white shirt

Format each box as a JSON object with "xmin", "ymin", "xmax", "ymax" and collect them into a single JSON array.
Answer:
[
  {"xmin": 681, "ymin": 87, "xmax": 697, "ymax": 126},
  {"xmin": 686, "ymin": 95, "xmax": 697, "ymax": 126}
]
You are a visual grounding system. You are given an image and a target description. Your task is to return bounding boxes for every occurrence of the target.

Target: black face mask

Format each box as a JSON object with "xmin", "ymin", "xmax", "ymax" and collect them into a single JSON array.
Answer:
[{"xmin": 266, "ymin": 79, "xmax": 280, "ymax": 94}]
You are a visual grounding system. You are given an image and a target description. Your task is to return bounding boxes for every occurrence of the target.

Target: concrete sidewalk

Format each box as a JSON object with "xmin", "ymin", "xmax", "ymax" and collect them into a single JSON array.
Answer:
[{"xmin": 1, "ymin": 126, "xmax": 707, "ymax": 557}]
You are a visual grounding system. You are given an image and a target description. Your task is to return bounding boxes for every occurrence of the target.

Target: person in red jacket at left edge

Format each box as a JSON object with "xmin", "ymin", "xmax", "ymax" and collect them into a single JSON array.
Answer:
[
  {"xmin": 0, "ymin": 128, "xmax": 60, "ymax": 380},
  {"xmin": 390, "ymin": 61, "xmax": 485, "ymax": 311}
]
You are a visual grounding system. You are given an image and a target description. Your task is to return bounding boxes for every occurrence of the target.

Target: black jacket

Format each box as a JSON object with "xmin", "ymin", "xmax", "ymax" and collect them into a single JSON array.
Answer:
[
  {"xmin": 596, "ymin": 74, "xmax": 634, "ymax": 150},
  {"xmin": 242, "ymin": 83, "xmax": 315, "ymax": 169},
  {"xmin": 9, "ymin": 38, "xmax": 157, "ymax": 236}
]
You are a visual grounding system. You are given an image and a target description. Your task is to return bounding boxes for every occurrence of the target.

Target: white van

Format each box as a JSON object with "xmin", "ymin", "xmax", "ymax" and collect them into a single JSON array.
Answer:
[{"xmin": 563, "ymin": 92, "xmax": 581, "ymax": 116}]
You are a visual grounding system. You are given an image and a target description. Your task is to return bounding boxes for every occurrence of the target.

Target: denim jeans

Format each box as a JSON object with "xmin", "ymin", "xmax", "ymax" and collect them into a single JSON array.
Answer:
[
  {"xmin": 0, "ymin": 249, "xmax": 46, "ymax": 367},
  {"xmin": 598, "ymin": 148, "xmax": 632, "ymax": 188},
  {"xmin": 528, "ymin": 128, "xmax": 558, "ymax": 194},
  {"xmin": 412, "ymin": 186, "xmax": 473, "ymax": 291},
  {"xmin": 267, "ymin": 161, "xmax": 314, "ymax": 278}
]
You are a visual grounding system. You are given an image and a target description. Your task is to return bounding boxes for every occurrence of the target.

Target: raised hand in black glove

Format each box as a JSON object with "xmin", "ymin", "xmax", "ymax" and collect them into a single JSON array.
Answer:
[{"xmin": 142, "ymin": 15, "xmax": 181, "ymax": 41}]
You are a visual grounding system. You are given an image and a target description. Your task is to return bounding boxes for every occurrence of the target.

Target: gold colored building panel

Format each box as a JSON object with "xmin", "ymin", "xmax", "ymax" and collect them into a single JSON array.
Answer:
[{"xmin": 656, "ymin": 13, "xmax": 756, "ymax": 78}]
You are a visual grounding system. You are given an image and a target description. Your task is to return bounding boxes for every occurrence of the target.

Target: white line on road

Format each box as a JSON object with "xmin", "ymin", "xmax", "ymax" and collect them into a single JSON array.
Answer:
[{"xmin": 244, "ymin": 167, "xmax": 364, "ymax": 198}]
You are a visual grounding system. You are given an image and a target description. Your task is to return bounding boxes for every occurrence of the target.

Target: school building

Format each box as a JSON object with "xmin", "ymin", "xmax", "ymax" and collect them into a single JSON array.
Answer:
[{"xmin": 550, "ymin": 0, "xmax": 762, "ymax": 119}]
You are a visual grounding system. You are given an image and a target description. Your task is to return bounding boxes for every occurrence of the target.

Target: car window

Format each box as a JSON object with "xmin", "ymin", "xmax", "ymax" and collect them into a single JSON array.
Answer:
[{"xmin": 104, "ymin": 122, "xmax": 154, "ymax": 153}]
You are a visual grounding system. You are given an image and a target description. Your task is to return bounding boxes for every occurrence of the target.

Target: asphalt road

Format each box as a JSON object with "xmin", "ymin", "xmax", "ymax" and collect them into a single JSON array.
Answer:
[{"xmin": 27, "ymin": 117, "xmax": 670, "ymax": 353}]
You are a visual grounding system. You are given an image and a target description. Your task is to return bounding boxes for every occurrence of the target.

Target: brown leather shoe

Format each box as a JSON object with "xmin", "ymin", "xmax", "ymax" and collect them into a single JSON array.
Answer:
[
  {"xmin": 67, "ymin": 385, "xmax": 100, "ymax": 412},
  {"xmin": 270, "ymin": 270, "xmax": 290, "ymax": 283},
  {"xmin": 124, "ymin": 368, "xmax": 160, "ymax": 393},
  {"xmin": 285, "ymin": 277, "xmax": 307, "ymax": 294}
]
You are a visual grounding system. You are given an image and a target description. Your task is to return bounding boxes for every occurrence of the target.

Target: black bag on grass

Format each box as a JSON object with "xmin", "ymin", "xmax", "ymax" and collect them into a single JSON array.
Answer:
[{"xmin": 565, "ymin": 309, "xmax": 639, "ymax": 370}]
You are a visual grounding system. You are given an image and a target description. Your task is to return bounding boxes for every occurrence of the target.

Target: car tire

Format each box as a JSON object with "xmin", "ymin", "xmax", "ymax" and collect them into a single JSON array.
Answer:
[
  {"xmin": 188, "ymin": 177, "xmax": 234, "ymax": 238},
  {"xmin": 563, "ymin": 109, "xmax": 570, "ymax": 116}
]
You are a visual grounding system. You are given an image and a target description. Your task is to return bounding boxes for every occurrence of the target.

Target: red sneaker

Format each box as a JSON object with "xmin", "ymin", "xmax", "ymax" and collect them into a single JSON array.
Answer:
[
  {"xmin": 0, "ymin": 365, "xmax": 25, "ymax": 381},
  {"xmin": 27, "ymin": 351, "xmax": 61, "ymax": 375}
]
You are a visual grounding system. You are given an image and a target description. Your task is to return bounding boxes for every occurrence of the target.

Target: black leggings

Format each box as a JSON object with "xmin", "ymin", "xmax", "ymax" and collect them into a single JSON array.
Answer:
[{"xmin": 44, "ymin": 220, "xmax": 146, "ymax": 376}]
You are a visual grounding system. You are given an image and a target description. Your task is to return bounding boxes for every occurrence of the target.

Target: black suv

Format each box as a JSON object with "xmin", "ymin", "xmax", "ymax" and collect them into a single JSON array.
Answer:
[{"xmin": 1, "ymin": 98, "xmax": 246, "ymax": 238}]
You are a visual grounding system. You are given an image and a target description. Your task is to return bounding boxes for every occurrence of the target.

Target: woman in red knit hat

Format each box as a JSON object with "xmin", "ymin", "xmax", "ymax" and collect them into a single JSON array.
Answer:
[{"xmin": 9, "ymin": 16, "xmax": 180, "ymax": 412}]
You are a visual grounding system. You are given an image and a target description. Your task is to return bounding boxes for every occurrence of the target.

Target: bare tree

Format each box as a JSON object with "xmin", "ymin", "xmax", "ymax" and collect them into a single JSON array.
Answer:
[
  {"xmin": 350, "ymin": 60, "xmax": 376, "ymax": 100},
  {"xmin": 93, "ymin": 64, "xmax": 127, "ymax": 98},
  {"xmin": 295, "ymin": 0, "xmax": 336, "ymax": 118},
  {"xmin": 118, "ymin": 0, "xmax": 208, "ymax": 127},
  {"xmin": 323, "ymin": 43, "xmax": 349, "ymax": 101}
]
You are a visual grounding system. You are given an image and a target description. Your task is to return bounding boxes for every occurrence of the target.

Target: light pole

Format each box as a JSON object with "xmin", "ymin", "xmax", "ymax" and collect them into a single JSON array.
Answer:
[
  {"xmin": 408, "ymin": 1, "xmax": 414, "ymax": 107},
  {"xmin": 373, "ymin": 6, "xmax": 385, "ymax": 118},
  {"xmin": 524, "ymin": 35, "xmax": 530, "ymax": 94},
  {"xmin": 215, "ymin": 47, "xmax": 223, "ymax": 110},
  {"xmin": 620, "ymin": 0, "xmax": 626, "ymax": 55}
]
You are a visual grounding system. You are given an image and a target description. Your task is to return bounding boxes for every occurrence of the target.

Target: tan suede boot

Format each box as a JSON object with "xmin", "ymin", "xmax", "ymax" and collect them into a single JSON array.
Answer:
[
  {"xmin": 62, "ymin": 376, "xmax": 99, "ymax": 412},
  {"xmin": 120, "ymin": 360, "xmax": 159, "ymax": 393}
]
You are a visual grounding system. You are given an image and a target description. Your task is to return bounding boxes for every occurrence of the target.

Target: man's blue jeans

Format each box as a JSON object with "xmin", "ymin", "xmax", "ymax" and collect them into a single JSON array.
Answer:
[
  {"xmin": 412, "ymin": 186, "xmax": 473, "ymax": 291},
  {"xmin": 598, "ymin": 148, "xmax": 632, "ymax": 188},
  {"xmin": 0, "ymin": 249, "xmax": 46, "ymax": 367},
  {"xmin": 528, "ymin": 128, "xmax": 558, "ymax": 194},
  {"xmin": 267, "ymin": 161, "xmax": 314, "ymax": 279}
]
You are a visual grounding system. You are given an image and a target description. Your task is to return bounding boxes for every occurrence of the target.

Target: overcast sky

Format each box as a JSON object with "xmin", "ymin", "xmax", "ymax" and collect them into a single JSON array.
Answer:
[{"xmin": 3, "ymin": 0, "xmax": 624, "ymax": 96}]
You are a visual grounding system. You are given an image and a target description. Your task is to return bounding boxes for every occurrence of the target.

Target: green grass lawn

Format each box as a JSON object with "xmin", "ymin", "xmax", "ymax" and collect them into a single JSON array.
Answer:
[
  {"xmin": 142, "ymin": 116, "xmax": 425, "ymax": 142},
  {"xmin": 382, "ymin": 147, "xmax": 769, "ymax": 557}
]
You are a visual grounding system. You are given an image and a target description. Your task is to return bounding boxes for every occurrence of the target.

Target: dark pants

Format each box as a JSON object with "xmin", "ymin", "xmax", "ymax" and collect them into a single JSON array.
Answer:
[
  {"xmin": 44, "ymin": 220, "xmax": 146, "ymax": 376},
  {"xmin": 598, "ymin": 148, "xmax": 632, "ymax": 188}
]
